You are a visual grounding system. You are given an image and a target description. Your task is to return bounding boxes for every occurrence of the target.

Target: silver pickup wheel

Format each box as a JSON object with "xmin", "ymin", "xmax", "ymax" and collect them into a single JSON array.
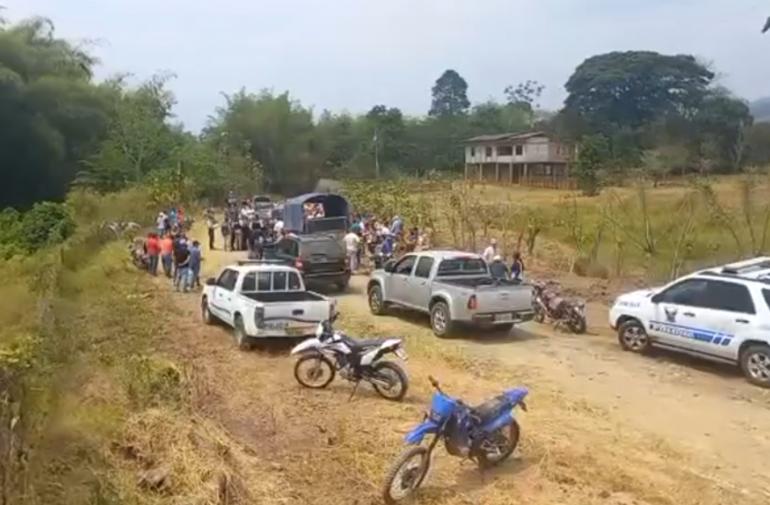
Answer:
[
  {"xmin": 369, "ymin": 285, "xmax": 388, "ymax": 315},
  {"xmin": 430, "ymin": 301, "xmax": 455, "ymax": 338}
]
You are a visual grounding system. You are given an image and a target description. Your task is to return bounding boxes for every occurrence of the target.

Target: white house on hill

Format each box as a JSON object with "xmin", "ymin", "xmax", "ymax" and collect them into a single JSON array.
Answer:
[{"xmin": 463, "ymin": 131, "xmax": 575, "ymax": 188}]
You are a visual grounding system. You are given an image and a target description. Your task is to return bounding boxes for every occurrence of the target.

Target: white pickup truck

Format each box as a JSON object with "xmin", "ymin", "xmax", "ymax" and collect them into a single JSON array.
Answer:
[{"xmin": 201, "ymin": 261, "xmax": 335, "ymax": 349}]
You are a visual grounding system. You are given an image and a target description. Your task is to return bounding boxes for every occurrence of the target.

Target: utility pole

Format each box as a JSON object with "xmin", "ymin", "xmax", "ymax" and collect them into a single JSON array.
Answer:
[{"xmin": 374, "ymin": 128, "xmax": 380, "ymax": 178}]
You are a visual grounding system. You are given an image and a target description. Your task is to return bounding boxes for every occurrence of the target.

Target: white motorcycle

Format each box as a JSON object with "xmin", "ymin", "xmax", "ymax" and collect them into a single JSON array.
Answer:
[{"xmin": 290, "ymin": 316, "xmax": 409, "ymax": 401}]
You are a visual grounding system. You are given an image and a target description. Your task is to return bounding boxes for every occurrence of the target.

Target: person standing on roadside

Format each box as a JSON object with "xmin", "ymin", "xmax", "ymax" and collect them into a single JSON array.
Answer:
[
  {"xmin": 206, "ymin": 210, "xmax": 217, "ymax": 250},
  {"xmin": 482, "ymin": 238, "xmax": 498, "ymax": 264},
  {"xmin": 146, "ymin": 233, "xmax": 161, "ymax": 276},
  {"xmin": 160, "ymin": 233, "xmax": 174, "ymax": 277},
  {"xmin": 510, "ymin": 251, "xmax": 525, "ymax": 281},
  {"xmin": 156, "ymin": 212, "xmax": 167, "ymax": 236},
  {"xmin": 174, "ymin": 238, "xmax": 191, "ymax": 292},
  {"xmin": 189, "ymin": 240, "xmax": 202, "ymax": 289},
  {"xmin": 344, "ymin": 228, "xmax": 361, "ymax": 273}
]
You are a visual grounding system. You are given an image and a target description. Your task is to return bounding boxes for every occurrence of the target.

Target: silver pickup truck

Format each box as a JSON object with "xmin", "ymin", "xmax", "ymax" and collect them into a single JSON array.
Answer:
[{"xmin": 367, "ymin": 250, "xmax": 534, "ymax": 337}]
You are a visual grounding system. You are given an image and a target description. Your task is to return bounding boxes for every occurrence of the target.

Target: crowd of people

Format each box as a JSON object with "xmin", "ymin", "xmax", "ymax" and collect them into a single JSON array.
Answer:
[
  {"xmin": 343, "ymin": 214, "xmax": 431, "ymax": 272},
  {"xmin": 208, "ymin": 195, "xmax": 286, "ymax": 257},
  {"xmin": 482, "ymin": 238, "xmax": 526, "ymax": 282},
  {"xmin": 134, "ymin": 198, "xmax": 525, "ymax": 289},
  {"xmin": 132, "ymin": 206, "xmax": 202, "ymax": 293}
]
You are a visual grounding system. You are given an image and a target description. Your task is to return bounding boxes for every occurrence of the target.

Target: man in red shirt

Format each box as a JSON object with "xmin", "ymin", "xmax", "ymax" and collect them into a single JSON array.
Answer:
[
  {"xmin": 160, "ymin": 234, "xmax": 174, "ymax": 278},
  {"xmin": 146, "ymin": 233, "xmax": 161, "ymax": 276}
]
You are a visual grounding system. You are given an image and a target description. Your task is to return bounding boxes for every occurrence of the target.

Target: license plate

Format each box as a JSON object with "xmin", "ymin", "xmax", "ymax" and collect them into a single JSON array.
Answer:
[
  {"xmin": 394, "ymin": 348, "xmax": 408, "ymax": 361},
  {"xmin": 496, "ymin": 313, "xmax": 513, "ymax": 323}
]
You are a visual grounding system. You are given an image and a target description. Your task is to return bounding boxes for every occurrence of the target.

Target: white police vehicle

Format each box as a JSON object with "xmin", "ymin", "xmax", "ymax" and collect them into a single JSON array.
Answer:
[{"xmin": 609, "ymin": 257, "xmax": 770, "ymax": 387}]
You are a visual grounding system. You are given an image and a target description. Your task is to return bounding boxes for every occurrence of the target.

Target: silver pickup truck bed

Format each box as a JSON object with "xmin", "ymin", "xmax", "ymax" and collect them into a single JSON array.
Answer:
[{"xmin": 368, "ymin": 250, "xmax": 533, "ymax": 337}]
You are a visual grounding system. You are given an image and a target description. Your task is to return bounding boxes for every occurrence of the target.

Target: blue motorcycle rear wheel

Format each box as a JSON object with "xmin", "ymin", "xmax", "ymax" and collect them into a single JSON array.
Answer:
[
  {"xmin": 477, "ymin": 421, "xmax": 520, "ymax": 469},
  {"xmin": 382, "ymin": 446, "xmax": 430, "ymax": 504}
]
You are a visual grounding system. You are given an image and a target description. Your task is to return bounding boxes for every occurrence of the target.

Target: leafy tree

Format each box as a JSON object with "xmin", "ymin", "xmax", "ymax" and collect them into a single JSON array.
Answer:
[
  {"xmin": 429, "ymin": 69, "xmax": 470, "ymax": 117},
  {"xmin": 504, "ymin": 80, "xmax": 544, "ymax": 125},
  {"xmin": 564, "ymin": 51, "xmax": 714, "ymax": 131},
  {"xmin": 574, "ymin": 135, "xmax": 609, "ymax": 196},
  {"xmin": 0, "ymin": 17, "xmax": 112, "ymax": 208},
  {"xmin": 691, "ymin": 89, "xmax": 752, "ymax": 172},
  {"xmin": 205, "ymin": 89, "xmax": 320, "ymax": 193},
  {"xmin": 75, "ymin": 74, "xmax": 184, "ymax": 192},
  {"xmin": 745, "ymin": 123, "xmax": 770, "ymax": 166}
]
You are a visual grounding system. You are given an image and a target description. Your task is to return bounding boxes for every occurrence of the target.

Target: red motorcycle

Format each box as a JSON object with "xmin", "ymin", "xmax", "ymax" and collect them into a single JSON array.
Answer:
[{"xmin": 532, "ymin": 281, "xmax": 587, "ymax": 334}]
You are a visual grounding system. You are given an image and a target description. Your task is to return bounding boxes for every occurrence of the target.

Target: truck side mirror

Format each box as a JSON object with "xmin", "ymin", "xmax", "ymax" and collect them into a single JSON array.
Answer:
[
  {"xmin": 384, "ymin": 260, "xmax": 395, "ymax": 273},
  {"xmin": 650, "ymin": 293, "xmax": 661, "ymax": 304},
  {"xmin": 205, "ymin": 277, "xmax": 217, "ymax": 286}
]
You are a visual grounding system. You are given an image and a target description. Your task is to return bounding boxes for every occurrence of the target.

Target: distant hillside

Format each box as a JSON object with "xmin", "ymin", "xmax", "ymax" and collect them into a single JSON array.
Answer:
[{"xmin": 751, "ymin": 97, "xmax": 770, "ymax": 123}]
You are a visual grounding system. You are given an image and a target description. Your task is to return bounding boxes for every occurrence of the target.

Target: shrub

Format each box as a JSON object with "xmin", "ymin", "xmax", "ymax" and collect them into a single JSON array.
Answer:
[{"xmin": 19, "ymin": 202, "xmax": 76, "ymax": 252}]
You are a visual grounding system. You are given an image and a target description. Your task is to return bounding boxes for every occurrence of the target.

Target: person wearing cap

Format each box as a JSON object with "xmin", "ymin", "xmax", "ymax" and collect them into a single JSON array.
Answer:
[
  {"xmin": 489, "ymin": 254, "xmax": 510, "ymax": 281},
  {"xmin": 483, "ymin": 238, "xmax": 498, "ymax": 264}
]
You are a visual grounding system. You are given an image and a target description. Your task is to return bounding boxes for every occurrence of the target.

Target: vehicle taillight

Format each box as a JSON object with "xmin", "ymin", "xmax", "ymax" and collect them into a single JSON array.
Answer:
[
  {"xmin": 467, "ymin": 295, "xmax": 478, "ymax": 310},
  {"xmin": 254, "ymin": 307, "xmax": 265, "ymax": 328},
  {"xmin": 295, "ymin": 259, "xmax": 304, "ymax": 270}
]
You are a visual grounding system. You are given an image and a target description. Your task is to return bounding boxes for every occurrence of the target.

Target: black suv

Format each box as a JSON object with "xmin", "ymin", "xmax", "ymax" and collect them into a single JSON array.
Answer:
[{"xmin": 264, "ymin": 234, "xmax": 350, "ymax": 291}]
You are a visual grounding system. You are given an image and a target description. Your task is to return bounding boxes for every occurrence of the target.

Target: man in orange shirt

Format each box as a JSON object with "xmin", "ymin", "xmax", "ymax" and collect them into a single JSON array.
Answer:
[
  {"xmin": 146, "ymin": 233, "xmax": 161, "ymax": 276},
  {"xmin": 160, "ymin": 233, "xmax": 174, "ymax": 278}
]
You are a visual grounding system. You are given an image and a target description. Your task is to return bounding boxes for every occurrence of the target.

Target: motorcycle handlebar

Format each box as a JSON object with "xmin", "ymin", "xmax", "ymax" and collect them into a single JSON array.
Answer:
[{"xmin": 428, "ymin": 375, "xmax": 443, "ymax": 394}]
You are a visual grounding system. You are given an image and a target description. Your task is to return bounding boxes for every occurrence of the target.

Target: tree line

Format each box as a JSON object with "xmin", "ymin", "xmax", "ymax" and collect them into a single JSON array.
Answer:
[{"xmin": 2, "ymin": 15, "xmax": 770, "ymax": 213}]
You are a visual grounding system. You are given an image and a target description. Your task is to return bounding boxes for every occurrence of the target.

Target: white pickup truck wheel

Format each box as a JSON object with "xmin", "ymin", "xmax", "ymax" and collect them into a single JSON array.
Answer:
[
  {"xmin": 201, "ymin": 297, "xmax": 215, "ymax": 325},
  {"xmin": 233, "ymin": 315, "xmax": 251, "ymax": 351}
]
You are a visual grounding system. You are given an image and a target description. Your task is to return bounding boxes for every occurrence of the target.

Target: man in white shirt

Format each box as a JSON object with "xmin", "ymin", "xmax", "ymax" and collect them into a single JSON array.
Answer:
[
  {"xmin": 344, "ymin": 230, "xmax": 361, "ymax": 272},
  {"xmin": 482, "ymin": 239, "xmax": 498, "ymax": 263},
  {"xmin": 273, "ymin": 219, "xmax": 284, "ymax": 236}
]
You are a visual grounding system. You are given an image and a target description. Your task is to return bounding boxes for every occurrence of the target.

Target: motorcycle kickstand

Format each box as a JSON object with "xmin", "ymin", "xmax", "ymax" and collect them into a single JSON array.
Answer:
[{"xmin": 348, "ymin": 380, "xmax": 361, "ymax": 401}]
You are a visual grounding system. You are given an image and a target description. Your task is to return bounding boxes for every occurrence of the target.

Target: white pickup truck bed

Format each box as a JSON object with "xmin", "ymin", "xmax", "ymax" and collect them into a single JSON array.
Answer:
[{"xmin": 201, "ymin": 262, "xmax": 334, "ymax": 348}]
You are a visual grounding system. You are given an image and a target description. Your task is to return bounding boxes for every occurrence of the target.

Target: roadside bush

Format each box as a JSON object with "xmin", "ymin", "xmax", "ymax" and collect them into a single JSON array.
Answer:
[{"xmin": 19, "ymin": 202, "xmax": 76, "ymax": 252}]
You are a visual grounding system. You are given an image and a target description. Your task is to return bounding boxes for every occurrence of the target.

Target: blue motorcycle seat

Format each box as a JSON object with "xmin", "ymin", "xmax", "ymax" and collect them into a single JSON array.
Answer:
[{"xmin": 472, "ymin": 395, "xmax": 508, "ymax": 423}]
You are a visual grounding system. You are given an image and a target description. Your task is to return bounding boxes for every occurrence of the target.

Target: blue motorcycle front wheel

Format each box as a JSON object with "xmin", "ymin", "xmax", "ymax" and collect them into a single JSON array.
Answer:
[{"xmin": 382, "ymin": 446, "xmax": 431, "ymax": 504}]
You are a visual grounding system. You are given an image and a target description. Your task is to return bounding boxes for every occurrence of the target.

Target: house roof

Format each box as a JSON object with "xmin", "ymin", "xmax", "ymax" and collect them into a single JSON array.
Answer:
[{"xmin": 464, "ymin": 131, "xmax": 548, "ymax": 144}]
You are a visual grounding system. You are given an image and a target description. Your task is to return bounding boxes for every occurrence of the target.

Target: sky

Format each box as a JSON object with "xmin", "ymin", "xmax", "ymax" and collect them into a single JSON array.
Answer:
[{"xmin": 5, "ymin": 0, "xmax": 769, "ymax": 131}]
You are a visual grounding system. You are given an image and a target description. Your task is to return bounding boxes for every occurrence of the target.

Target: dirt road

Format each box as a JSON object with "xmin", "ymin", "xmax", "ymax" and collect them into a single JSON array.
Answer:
[{"xmin": 153, "ymin": 242, "xmax": 770, "ymax": 505}]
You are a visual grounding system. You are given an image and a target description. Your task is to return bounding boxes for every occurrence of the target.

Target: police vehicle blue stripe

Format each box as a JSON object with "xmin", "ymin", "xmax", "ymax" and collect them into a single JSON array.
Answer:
[{"xmin": 649, "ymin": 321, "xmax": 733, "ymax": 347}]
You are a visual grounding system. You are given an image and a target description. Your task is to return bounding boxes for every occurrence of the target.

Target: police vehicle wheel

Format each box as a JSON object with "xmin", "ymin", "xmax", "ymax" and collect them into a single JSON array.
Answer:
[
  {"xmin": 740, "ymin": 344, "xmax": 770, "ymax": 388},
  {"xmin": 618, "ymin": 319, "xmax": 650, "ymax": 353}
]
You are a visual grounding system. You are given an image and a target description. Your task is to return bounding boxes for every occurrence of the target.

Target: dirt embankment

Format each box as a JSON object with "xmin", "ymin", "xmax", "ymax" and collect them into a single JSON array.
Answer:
[{"xmin": 113, "ymin": 235, "xmax": 770, "ymax": 505}]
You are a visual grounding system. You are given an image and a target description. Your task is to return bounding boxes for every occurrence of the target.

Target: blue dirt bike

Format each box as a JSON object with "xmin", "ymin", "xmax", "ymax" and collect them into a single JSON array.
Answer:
[{"xmin": 382, "ymin": 376, "xmax": 528, "ymax": 503}]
